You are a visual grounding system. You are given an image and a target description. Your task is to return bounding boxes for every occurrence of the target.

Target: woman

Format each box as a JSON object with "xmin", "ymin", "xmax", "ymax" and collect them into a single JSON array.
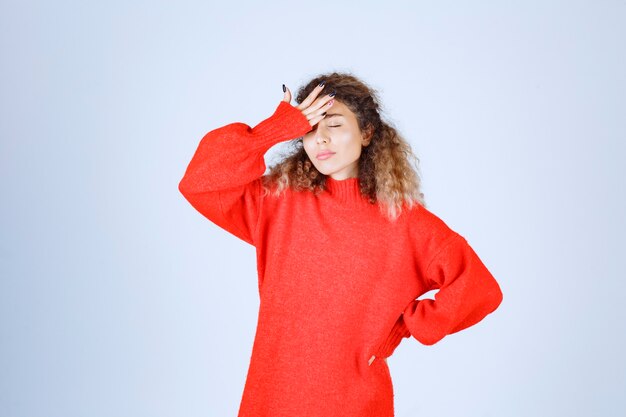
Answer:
[{"xmin": 178, "ymin": 71, "xmax": 503, "ymax": 417}]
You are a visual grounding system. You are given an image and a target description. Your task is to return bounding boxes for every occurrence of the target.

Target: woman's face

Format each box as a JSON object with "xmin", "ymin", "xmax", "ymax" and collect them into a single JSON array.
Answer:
[{"xmin": 302, "ymin": 100, "xmax": 371, "ymax": 180}]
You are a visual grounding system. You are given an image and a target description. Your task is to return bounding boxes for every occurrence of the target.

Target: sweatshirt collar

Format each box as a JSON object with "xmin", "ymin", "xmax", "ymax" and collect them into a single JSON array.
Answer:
[{"xmin": 324, "ymin": 176, "xmax": 368, "ymax": 207}]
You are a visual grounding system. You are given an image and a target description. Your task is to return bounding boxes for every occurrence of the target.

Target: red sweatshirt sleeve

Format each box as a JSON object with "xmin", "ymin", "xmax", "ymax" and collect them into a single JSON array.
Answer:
[
  {"xmin": 178, "ymin": 101, "xmax": 312, "ymax": 246},
  {"xmin": 374, "ymin": 314, "xmax": 412, "ymax": 359},
  {"xmin": 402, "ymin": 233, "xmax": 503, "ymax": 345}
]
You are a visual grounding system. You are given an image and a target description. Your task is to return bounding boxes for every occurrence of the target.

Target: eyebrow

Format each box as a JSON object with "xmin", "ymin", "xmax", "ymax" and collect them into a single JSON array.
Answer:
[{"xmin": 324, "ymin": 113, "xmax": 344, "ymax": 119}]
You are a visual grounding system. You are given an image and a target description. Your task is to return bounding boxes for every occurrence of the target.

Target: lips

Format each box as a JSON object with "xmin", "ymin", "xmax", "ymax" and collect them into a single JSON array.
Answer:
[{"xmin": 316, "ymin": 151, "xmax": 336, "ymax": 160}]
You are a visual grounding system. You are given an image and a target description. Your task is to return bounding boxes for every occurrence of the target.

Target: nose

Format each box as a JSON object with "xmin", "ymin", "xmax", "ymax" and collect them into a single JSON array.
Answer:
[{"xmin": 315, "ymin": 125, "xmax": 330, "ymax": 144}]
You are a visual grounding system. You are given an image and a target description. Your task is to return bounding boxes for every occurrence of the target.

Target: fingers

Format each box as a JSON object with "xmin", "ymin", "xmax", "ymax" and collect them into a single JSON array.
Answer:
[
  {"xmin": 368, "ymin": 355, "xmax": 388, "ymax": 366},
  {"xmin": 288, "ymin": 80, "xmax": 335, "ymax": 127},
  {"xmin": 306, "ymin": 105, "xmax": 332, "ymax": 127},
  {"xmin": 282, "ymin": 85, "xmax": 292, "ymax": 103},
  {"xmin": 302, "ymin": 95, "xmax": 335, "ymax": 119},
  {"xmin": 296, "ymin": 82, "xmax": 326, "ymax": 110},
  {"xmin": 302, "ymin": 94, "xmax": 335, "ymax": 127}
]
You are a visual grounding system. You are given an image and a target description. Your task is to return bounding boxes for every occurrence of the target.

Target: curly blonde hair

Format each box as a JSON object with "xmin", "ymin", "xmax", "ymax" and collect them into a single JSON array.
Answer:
[{"xmin": 261, "ymin": 71, "xmax": 426, "ymax": 221}]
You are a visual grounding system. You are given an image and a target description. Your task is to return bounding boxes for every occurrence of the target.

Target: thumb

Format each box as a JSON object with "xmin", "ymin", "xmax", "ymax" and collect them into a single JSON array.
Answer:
[{"xmin": 282, "ymin": 84, "xmax": 292, "ymax": 103}]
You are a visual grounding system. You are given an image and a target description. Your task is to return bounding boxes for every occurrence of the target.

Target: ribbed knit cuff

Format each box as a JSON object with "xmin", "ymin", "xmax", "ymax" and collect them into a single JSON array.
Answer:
[
  {"xmin": 376, "ymin": 314, "xmax": 412, "ymax": 358},
  {"xmin": 251, "ymin": 101, "xmax": 312, "ymax": 148}
]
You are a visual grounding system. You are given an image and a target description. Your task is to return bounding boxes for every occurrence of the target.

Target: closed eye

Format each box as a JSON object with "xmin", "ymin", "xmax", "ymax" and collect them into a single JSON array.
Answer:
[{"xmin": 329, "ymin": 125, "xmax": 341, "ymax": 128}]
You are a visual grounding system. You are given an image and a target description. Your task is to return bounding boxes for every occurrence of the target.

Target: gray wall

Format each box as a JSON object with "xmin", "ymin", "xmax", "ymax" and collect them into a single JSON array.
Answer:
[{"xmin": 1, "ymin": 1, "xmax": 624, "ymax": 416}]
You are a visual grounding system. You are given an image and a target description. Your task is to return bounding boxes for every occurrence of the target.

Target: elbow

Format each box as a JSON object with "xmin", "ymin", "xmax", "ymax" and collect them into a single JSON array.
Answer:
[
  {"xmin": 178, "ymin": 173, "xmax": 196, "ymax": 197},
  {"xmin": 178, "ymin": 177, "xmax": 189, "ymax": 197},
  {"xmin": 178, "ymin": 176, "xmax": 198, "ymax": 202},
  {"xmin": 489, "ymin": 279, "xmax": 504, "ymax": 313},
  {"xmin": 479, "ymin": 267, "xmax": 503, "ymax": 314},
  {"xmin": 416, "ymin": 332, "xmax": 445, "ymax": 346},
  {"xmin": 410, "ymin": 326, "xmax": 446, "ymax": 346}
]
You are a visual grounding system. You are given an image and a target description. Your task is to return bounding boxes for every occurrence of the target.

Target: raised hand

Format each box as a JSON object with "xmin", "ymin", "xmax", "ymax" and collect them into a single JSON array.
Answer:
[{"xmin": 283, "ymin": 82, "xmax": 335, "ymax": 128}]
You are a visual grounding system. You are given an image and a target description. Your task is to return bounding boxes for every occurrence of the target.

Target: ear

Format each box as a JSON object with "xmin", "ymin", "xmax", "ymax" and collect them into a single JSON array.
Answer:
[{"xmin": 362, "ymin": 124, "xmax": 374, "ymax": 146}]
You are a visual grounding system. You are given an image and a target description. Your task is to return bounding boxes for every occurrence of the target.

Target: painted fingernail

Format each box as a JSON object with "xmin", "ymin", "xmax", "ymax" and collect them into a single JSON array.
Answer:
[
  {"xmin": 329, "ymin": 90, "xmax": 336, "ymax": 97},
  {"xmin": 322, "ymin": 112, "xmax": 327, "ymax": 116},
  {"xmin": 319, "ymin": 80, "xmax": 325, "ymax": 87},
  {"xmin": 282, "ymin": 84, "xmax": 286, "ymax": 92}
]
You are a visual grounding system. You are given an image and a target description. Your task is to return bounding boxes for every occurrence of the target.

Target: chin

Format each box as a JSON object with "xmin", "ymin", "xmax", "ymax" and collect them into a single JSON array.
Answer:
[
  {"xmin": 314, "ymin": 166, "xmax": 336, "ymax": 176},
  {"xmin": 307, "ymin": 161, "xmax": 329, "ymax": 175}
]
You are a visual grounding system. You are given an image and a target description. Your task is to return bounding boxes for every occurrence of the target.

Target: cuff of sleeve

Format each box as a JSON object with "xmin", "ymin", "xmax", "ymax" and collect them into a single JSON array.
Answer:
[
  {"xmin": 376, "ymin": 314, "xmax": 412, "ymax": 358},
  {"xmin": 251, "ymin": 101, "xmax": 312, "ymax": 146}
]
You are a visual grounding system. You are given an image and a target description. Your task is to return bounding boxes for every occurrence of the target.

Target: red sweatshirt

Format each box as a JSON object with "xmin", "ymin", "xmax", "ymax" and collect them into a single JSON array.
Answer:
[{"xmin": 179, "ymin": 100, "xmax": 503, "ymax": 417}]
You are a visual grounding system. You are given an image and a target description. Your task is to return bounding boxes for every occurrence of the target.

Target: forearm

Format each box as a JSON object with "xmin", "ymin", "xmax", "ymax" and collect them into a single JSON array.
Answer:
[{"xmin": 179, "ymin": 100, "xmax": 311, "ymax": 195}]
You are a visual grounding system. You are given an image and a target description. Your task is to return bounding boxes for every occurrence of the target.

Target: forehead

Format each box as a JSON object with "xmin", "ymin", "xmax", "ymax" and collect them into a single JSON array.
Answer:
[{"xmin": 324, "ymin": 100, "xmax": 355, "ymax": 119}]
